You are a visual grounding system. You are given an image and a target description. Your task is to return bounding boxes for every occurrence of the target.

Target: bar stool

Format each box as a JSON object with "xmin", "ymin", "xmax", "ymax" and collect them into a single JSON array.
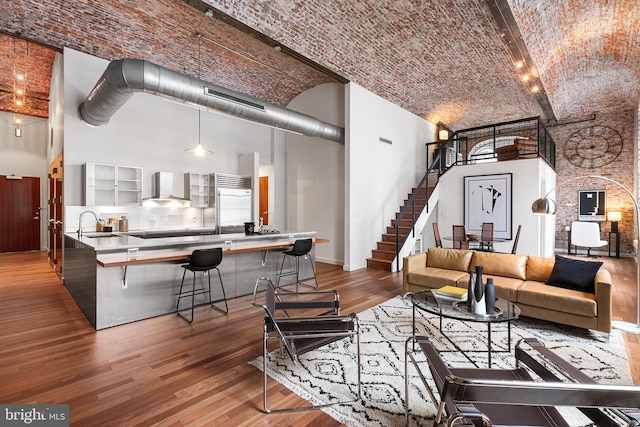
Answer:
[
  {"xmin": 176, "ymin": 248, "xmax": 228, "ymax": 323},
  {"xmin": 276, "ymin": 238, "xmax": 318, "ymax": 292}
]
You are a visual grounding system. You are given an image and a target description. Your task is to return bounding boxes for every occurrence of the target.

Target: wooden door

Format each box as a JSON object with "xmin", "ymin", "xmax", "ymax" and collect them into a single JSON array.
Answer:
[
  {"xmin": 259, "ymin": 176, "xmax": 269, "ymax": 225},
  {"xmin": 0, "ymin": 175, "xmax": 41, "ymax": 252}
]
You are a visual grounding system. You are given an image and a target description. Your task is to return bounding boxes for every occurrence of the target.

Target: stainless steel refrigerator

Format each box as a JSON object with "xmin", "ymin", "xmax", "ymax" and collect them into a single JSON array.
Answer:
[
  {"xmin": 204, "ymin": 173, "xmax": 253, "ymax": 234},
  {"xmin": 217, "ymin": 188, "xmax": 252, "ymax": 232}
]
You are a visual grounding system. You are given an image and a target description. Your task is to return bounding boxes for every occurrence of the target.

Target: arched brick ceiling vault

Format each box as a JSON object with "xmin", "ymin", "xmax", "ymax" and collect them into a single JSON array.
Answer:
[
  {"xmin": 1, "ymin": 0, "xmax": 638, "ymax": 130},
  {"xmin": 507, "ymin": 0, "xmax": 640, "ymax": 121}
]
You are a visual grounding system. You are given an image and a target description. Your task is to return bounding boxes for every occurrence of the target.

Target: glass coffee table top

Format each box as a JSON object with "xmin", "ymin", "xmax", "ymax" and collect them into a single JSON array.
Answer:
[
  {"xmin": 411, "ymin": 289, "xmax": 520, "ymax": 323},
  {"xmin": 410, "ymin": 289, "xmax": 521, "ymax": 367}
]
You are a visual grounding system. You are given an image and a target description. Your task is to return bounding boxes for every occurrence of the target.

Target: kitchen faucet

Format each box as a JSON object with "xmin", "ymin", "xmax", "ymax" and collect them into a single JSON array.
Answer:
[{"xmin": 78, "ymin": 210, "xmax": 99, "ymax": 237}]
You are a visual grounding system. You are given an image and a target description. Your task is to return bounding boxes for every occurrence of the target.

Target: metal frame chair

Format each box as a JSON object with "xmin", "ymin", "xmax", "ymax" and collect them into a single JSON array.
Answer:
[
  {"xmin": 571, "ymin": 221, "xmax": 607, "ymax": 256},
  {"xmin": 276, "ymin": 238, "xmax": 318, "ymax": 292},
  {"xmin": 405, "ymin": 336, "xmax": 640, "ymax": 426},
  {"xmin": 252, "ymin": 277, "xmax": 361, "ymax": 413},
  {"xmin": 176, "ymin": 248, "xmax": 228, "ymax": 323}
]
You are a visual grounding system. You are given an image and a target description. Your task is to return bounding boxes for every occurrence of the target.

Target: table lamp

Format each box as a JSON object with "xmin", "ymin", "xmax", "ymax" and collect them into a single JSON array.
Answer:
[{"xmin": 608, "ymin": 211, "xmax": 621, "ymax": 233}]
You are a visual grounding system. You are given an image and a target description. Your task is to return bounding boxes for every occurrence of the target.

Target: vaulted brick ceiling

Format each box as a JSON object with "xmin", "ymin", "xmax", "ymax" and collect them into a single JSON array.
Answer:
[{"xmin": 1, "ymin": 0, "xmax": 638, "ymax": 131}]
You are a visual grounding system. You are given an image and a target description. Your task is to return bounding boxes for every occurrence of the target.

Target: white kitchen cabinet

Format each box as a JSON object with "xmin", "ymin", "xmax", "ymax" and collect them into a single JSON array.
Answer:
[
  {"xmin": 84, "ymin": 163, "xmax": 143, "ymax": 206},
  {"xmin": 184, "ymin": 173, "xmax": 211, "ymax": 207}
]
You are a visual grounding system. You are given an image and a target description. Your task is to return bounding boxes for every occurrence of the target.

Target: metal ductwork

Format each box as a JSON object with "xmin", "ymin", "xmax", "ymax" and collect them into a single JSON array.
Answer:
[{"xmin": 78, "ymin": 58, "xmax": 345, "ymax": 144}]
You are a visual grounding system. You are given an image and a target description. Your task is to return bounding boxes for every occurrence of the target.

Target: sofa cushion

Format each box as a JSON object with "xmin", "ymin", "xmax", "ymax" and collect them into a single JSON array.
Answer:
[
  {"xmin": 545, "ymin": 255, "xmax": 602, "ymax": 293},
  {"xmin": 426, "ymin": 247, "xmax": 473, "ymax": 272},
  {"xmin": 526, "ymin": 255, "xmax": 555, "ymax": 282},
  {"xmin": 517, "ymin": 280, "xmax": 597, "ymax": 317},
  {"xmin": 408, "ymin": 267, "xmax": 469, "ymax": 289},
  {"xmin": 470, "ymin": 251, "xmax": 527, "ymax": 280}
]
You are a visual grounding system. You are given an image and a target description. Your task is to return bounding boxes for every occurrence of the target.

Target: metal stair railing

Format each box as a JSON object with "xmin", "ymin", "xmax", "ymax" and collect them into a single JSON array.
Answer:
[{"xmin": 394, "ymin": 151, "xmax": 442, "ymax": 271}]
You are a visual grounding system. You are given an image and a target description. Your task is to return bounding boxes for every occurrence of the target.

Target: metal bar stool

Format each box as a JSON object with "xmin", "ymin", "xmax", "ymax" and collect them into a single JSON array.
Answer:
[
  {"xmin": 275, "ymin": 238, "xmax": 318, "ymax": 292},
  {"xmin": 176, "ymin": 248, "xmax": 228, "ymax": 323}
]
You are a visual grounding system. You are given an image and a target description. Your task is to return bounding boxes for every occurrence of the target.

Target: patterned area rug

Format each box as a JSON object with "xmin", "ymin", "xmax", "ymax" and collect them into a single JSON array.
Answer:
[{"xmin": 249, "ymin": 295, "xmax": 632, "ymax": 426}]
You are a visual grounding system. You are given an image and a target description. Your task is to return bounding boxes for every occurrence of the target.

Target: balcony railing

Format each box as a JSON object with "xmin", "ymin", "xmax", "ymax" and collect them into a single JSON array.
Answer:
[{"xmin": 434, "ymin": 116, "xmax": 556, "ymax": 172}]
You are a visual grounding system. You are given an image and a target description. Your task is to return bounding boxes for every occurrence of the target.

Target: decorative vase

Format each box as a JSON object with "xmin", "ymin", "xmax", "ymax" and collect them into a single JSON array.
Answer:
[
  {"xmin": 473, "ymin": 265, "xmax": 486, "ymax": 315},
  {"xmin": 485, "ymin": 278, "xmax": 496, "ymax": 314},
  {"xmin": 467, "ymin": 270, "xmax": 475, "ymax": 310}
]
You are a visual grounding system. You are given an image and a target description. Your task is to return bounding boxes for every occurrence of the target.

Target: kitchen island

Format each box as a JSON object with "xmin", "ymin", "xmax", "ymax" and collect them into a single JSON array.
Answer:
[{"xmin": 63, "ymin": 230, "xmax": 321, "ymax": 329}]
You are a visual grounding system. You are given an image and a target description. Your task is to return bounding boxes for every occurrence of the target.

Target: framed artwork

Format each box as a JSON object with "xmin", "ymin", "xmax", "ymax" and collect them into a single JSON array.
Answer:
[
  {"xmin": 578, "ymin": 189, "xmax": 606, "ymax": 221},
  {"xmin": 464, "ymin": 173, "xmax": 512, "ymax": 239}
]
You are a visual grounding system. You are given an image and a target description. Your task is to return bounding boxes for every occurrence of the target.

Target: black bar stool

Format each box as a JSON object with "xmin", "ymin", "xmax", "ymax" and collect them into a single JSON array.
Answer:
[
  {"xmin": 176, "ymin": 248, "xmax": 228, "ymax": 323},
  {"xmin": 276, "ymin": 238, "xmax": 318, "ymax": 292}
]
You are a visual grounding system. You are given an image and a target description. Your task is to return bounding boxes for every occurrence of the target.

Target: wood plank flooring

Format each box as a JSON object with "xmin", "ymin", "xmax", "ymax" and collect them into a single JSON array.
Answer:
[{"xmin": 0, "ymin": 251, "xmax": 638, "ymax": 426}]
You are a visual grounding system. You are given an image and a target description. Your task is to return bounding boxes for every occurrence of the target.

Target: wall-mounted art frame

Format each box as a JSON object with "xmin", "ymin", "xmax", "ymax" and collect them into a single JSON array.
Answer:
[
  {"xmin": 578, "ymin": 189, "xmax": 606, "ymax": 221},
  {"xmin": 464, "ymin": 173, "xmax": 512, "ymax": 239}
]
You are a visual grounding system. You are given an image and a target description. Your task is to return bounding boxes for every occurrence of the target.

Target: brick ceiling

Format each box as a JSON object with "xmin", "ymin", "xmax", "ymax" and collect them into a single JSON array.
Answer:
[{"xmin": 1, "ymin": 0, "xmax": 638, "ymax": 131}]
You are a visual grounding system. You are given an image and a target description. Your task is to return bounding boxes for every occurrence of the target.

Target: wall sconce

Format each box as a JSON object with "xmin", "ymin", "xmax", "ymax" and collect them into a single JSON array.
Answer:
[
  {"xmin": 607, "ymin": 211, "xmax": 622, "ymax": 233},
  {"xmin": 15, "ymin": 127, "xmax": 22, "ymax": 137},
  {"xmin": 438, "ymin": 129, "xmax": 449, "ymax": 140}
]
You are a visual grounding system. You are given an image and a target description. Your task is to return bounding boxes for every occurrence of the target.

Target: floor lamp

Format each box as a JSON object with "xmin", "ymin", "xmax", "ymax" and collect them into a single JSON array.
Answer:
[{"xmin": 531, "ymin": 174, "xmax": 640, "ymax": 334}]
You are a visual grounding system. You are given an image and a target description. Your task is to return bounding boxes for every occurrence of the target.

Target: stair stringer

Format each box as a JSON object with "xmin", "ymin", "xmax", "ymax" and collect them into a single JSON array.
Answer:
[{"xmin": 391, "ymin": 184, "xmax": 439, "ymax": 272}]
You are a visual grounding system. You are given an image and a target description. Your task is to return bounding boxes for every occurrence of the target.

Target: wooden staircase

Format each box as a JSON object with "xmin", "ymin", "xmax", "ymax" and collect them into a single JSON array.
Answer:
[{"xmin": 366, "ymin": 188, "xmax": 428, "ymax": 271}]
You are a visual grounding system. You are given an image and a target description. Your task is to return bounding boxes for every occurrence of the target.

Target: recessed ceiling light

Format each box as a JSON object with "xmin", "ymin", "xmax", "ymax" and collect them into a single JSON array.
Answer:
[
  {"xmin": 522, "ymin": 75, "xmax": 530, "ymax": 82},
  {"xmin": 531, "ymin": 86, "xmax": 540, "ymax": 93},
  {"xmin": 515, "ymin": 61, "xmax": 525, "ymax": 69}
]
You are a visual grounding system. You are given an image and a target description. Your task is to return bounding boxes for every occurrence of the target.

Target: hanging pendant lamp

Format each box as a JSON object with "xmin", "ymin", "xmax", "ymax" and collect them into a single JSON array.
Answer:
[
  {"xmin": 185, "ymin": 109, "xmax": 213, "ymax": 156},
  {"xmin": 185, "ymin": 35, "xmax": 213, "ymax": 157}
]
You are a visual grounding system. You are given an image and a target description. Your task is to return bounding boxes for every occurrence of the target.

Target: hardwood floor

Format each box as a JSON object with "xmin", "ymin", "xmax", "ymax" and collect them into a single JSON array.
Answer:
[{"xmin": 0, "ymin": 251, "xmax": 638, "ymax": 426}]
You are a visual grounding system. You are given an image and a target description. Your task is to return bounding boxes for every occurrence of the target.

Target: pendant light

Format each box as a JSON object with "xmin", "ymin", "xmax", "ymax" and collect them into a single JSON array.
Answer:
[
  {"xmin": 185, "ymin": 35, "xmax": 213, "ymax": 157},
  {"xmin": 185, "ymin": 109, "xmax": 213, "ymax": 156}
]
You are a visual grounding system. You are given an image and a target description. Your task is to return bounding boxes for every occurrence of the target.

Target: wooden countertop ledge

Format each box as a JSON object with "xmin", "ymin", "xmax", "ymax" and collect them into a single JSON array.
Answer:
[{"xmin": 97, "ymin": 238, "xmax": 329, "ymax": 267}]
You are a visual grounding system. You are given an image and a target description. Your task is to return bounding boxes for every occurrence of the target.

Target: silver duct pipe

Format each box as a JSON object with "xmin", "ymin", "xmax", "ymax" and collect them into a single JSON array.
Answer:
[{"xmin": 78, "ymin": 58, "xmax": 345, "ymax": 144}]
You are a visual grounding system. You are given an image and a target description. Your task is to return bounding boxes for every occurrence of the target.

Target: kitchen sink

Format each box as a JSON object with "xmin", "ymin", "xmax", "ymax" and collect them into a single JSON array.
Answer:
[{"xmin": 86, "ymin": 233, "xmax": 118, "ymax": 238}]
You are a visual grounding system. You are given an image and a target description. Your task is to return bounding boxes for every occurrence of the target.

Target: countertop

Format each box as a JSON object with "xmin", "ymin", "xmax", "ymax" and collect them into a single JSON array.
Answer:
[{"xmin": 65, "ymin": 229, "xmax": 317, "ymax": 253}]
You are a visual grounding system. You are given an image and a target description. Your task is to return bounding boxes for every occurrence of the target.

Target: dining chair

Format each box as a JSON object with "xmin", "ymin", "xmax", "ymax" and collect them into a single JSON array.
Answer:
[
  {"xmin": 452, "ymin": 225, "xmax": 468, "ymax": 249},
  {"xmin": 511, "ymin": 224, "xmax": 522, "ymax": 254},
  {"xmin": 433, "ymin": 223, "xmax": 443, "ymax": 248},
  {"xmin": 481, "ymin": 222, "xmax": 494, "ymax": 252}
]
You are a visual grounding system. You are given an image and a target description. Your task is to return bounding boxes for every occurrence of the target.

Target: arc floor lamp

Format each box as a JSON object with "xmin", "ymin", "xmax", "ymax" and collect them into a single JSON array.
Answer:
[{"xmin": 531, "ymin": 175, "xmax": 640, "ymax": 334}]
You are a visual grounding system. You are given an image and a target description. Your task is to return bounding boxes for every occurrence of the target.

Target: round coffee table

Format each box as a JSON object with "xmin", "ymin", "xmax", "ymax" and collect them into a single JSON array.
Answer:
[{"xmin": 410, "ymin": 289, "xmax": 521, "ymax": 367}]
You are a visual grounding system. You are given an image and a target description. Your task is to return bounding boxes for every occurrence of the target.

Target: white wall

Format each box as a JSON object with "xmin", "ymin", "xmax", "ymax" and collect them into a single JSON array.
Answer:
[
  {"xmin": 0, "ymin": 111, "xmax": 49, "ymax": 250},
  {"xmin": 430, "ymin": 158, "xmax": 555, "ymax": 257},
  {"xmin": 62, "ymin": 48, "xmax": 274, "ymax": 207},
  {"xmin": 285, "ymin": 83, "xmax": 345, "ymax": 265},
  {"xmin": 345, "ymin": 83, "xmax": 433, "ymax": 270}
]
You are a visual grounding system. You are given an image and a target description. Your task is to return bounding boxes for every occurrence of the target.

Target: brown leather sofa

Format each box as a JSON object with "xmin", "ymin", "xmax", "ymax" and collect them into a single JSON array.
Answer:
[{"xmin": 403, "ymin": 247, "xmax": 612, "ymax": 333}]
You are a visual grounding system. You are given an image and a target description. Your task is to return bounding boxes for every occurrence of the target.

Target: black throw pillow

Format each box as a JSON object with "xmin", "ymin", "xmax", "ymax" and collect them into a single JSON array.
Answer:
[{"xmin": 545, "ymin": 255, "xmax": 602, "ymax": 293}]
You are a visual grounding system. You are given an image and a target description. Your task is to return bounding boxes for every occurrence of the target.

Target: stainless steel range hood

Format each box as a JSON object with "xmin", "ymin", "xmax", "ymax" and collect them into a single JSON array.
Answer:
[{"xmin": 145, "ymin": 172, "xmax": 190, "ymax": 203}]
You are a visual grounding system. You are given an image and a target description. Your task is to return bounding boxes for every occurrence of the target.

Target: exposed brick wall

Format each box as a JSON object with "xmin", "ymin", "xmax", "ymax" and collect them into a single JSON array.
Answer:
[
  {"xmin": 548, "ymin": 109, "xmax": 637, "ymax": 255},
  {"xmin": 0, "ymin": 0, "xmax": 338, "ymax": 117}
]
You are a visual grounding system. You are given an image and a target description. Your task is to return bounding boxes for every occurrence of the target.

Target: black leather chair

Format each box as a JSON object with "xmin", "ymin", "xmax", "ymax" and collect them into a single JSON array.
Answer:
[
  {"xmin": 176, "ymin": 248, "xmax": 228, "ymax": 323},
  {"xmin": 252, "ymin": 277, "xmax": 360, "ymax": 413},
  {"xmin": 405, "ymin": 336, "xmax": 640, "ymax": 426},
  {"xmin": 276, "ymin": 238, "xmax": 318, "ymax": 291}
]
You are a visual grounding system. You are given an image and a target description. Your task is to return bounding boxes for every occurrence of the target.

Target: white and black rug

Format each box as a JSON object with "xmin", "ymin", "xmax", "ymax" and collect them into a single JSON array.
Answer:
[{"xmin": 249, "ymin": 295, "xmax": 632, "ymax": 426}]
